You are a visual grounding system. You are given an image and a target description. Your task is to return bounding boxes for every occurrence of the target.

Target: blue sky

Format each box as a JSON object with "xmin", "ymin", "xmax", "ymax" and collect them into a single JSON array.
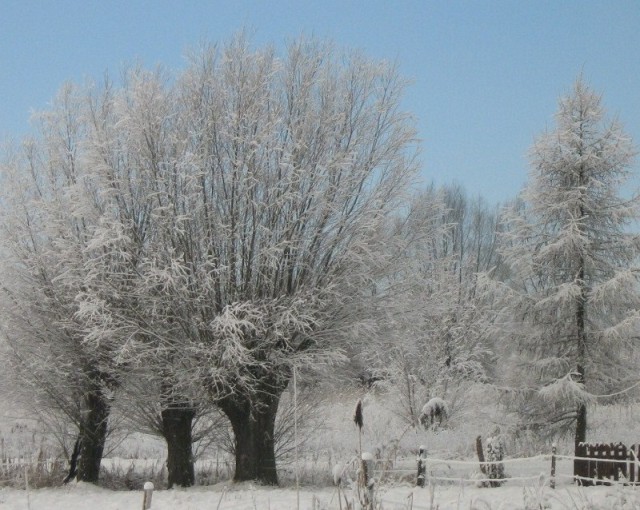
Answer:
[{"xmin": 1, "ymin": 0, "xmax": 638, "ymax": 203}]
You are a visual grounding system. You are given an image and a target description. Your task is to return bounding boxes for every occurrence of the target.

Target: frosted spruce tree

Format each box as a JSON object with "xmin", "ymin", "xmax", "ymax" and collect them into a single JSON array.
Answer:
[{"xmin": 482, "ymin": 79, "xmax": 639, "ymax": 458}]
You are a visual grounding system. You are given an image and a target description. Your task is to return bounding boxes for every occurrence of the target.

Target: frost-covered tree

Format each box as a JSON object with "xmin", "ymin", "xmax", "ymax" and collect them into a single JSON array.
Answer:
[
  {"xmin": 438, "ymin": 184, "xmax": 504, "ymax": 290},
  {"xmin": 77, "ymin": 70, "xmax": 204, "ymax": 488},
  {"xmin": 482, "ymin": 79, "xmax": 640, "ymax": 457},
  {"xmin": 142, "ymin": 37, "xmax": 417, "ymax": 485},
  {"xmin": 0, "ymin": 80, "xmax": 193, "ymax": 486},
  {"xmin": 2, "ymin": 35, "xmax": 419, "ymax": 486},
  {"xmin": 0, "ymin": 85, "xmax": 124, "ymax": 483},
  {"xmin": 370, "ymin": 185, "xmax": 498, "ymax": 427}
]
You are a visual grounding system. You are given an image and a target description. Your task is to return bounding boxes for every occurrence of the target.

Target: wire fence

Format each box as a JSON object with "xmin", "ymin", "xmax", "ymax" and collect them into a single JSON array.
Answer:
[
  {"xmin": 4, "ymin": 442, "xmax": 640, "ymax": 510},
  {"xmin": 365, "ymin": 444, "xmax": 640, "ymax": 489}
]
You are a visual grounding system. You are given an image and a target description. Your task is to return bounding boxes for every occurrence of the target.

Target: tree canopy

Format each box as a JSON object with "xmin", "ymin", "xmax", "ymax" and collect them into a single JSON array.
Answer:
[{"xmin": 0, "ymin": 35, "xmax": 420, "ymax": 484}]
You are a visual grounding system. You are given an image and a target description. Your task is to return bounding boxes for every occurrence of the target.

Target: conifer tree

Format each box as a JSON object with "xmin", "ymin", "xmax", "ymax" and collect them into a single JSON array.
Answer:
[{"xmin": 483, "ymin": 79, "xmax": 640, "ymax": 456}]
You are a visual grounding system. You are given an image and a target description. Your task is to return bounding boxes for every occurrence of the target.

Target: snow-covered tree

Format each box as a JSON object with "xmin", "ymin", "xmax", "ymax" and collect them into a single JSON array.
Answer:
[
  {"xmin": 0, "ymin": 84, "xmax": 124, "ymax": 483},
  {"xmin": 2, "ymin": 35, "xmax": 419, "ymax": 486},
  {"xmin": 148, "ymin": 37, "xmax": 417, "ymax": 485},
  {"xmin": 370, "ymin": 185, "xmax": 498, "ymax": 427},
  {"xmin": 0, "ymin": 79, "xmax": 193, "ymax": 486},
  {"xmin": 481, "ymin": 79, "xmax": 640, "ymax": 456}
]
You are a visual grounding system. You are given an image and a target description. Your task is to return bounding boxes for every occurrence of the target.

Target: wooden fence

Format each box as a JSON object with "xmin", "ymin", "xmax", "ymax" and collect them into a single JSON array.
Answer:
[{"xmin": 574, "ymin": 442, "xmax": 640, "ymax": 485}]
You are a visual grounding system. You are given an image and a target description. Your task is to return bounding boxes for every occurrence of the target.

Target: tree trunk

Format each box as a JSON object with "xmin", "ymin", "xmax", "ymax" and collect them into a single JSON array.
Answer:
[
  {"xmin": 574, "ymin": 250, "xmax": 588, "ymax": 474},
  {"xmin": 574, "ymin": 363, "xmax": 588, "ymax": 478},
  {"xmin": 63, "ymin": 435, "xmax": 81, "ymax": 483},
  {"xmin": 475, "ymin": 435, "xmax": 487, "ymax": 476},
  {"xmin": 220, "ymin": 390, "xmax": 281, "ymax": 485},
  {"xmin": 574, "ymin": 364, "xmax": 587, "ymax": 443},
  {"xmin": 76, "ymin": 389, "xmax": 110, "ymax": 483},
  {"xmin": 161, "ymin": 404, "xmax": 196, "ymax": 488}
]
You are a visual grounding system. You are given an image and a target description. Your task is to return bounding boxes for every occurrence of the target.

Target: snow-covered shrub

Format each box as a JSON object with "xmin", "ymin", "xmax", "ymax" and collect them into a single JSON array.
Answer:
[
  {"xmin": 485, "ymin": 433, "xmax": 505, "ymax": 487},
  {"xmin": 419, "ymin": 397, "xmax": 448, "ymax": 430}
]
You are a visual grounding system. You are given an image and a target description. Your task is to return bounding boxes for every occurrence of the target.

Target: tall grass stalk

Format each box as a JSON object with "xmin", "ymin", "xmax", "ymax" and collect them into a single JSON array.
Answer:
[{"xmin": 294, "ymin": 367, "xmax": 300, "ymax": 510}]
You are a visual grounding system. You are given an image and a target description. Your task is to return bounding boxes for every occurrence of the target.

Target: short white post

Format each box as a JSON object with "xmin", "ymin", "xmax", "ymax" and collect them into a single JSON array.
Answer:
[
  {"xmin": 294, "ymin": 366, "xmax": 300, "ymax": 510},
  {"xmin": 25, "ymin": 464, "xmax": 31, "ymax": 510},
  {"xmin": 142, "ymin": 481, "xmax": 154, "ymax": 510}
]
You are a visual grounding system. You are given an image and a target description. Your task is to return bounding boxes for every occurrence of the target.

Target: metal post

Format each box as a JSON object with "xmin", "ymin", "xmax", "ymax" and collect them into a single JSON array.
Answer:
[{"xmin": 25, "ymin": 464, "xmax": 31, "ymax": 510}]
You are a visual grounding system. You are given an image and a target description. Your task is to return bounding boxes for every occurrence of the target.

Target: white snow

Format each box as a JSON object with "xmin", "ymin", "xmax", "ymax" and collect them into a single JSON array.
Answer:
[
  {"xmin": 0, "ymin": 481, "xmax": 638, "ymax": 509},
  {"xmin": 421, "ymin": 397, "xmax": 447, "ymax": 416}
]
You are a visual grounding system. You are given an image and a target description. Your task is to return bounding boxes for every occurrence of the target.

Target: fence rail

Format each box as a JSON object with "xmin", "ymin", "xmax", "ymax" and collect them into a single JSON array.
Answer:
[{"xmin": 367, "ymin": 442, "xmax": 640, "ymax": 489}]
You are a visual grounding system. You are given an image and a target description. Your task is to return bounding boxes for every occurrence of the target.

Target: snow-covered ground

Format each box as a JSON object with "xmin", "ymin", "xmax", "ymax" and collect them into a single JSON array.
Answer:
[
  {"xmin": 1, "ymin": 481, "xmax": 640, "ymax": 510},
  {"xmin": 3, "ymin": 387, "xmax": 640, "ymax": 509}
]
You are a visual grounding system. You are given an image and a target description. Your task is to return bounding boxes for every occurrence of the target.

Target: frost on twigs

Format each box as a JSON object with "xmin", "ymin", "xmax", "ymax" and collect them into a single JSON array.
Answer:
[{"xmin": 0, "ymin": 33, "xmax": 420, "ymax": 485}]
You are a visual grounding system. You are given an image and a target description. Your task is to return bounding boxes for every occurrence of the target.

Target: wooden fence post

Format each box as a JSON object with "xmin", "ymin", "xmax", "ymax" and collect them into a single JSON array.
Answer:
[
  {"xmin": 475, "ymin": 436, "xmax": 487, "ymax": 477},
  {"xmin": 360, "ymin": 452, "xmax": 375, "ymax": 509},
  {"xmin": 575, "ymin": 442, "xmax": 588, "ymax": 485},
  {"xmin": 417, "ymin": 445, "xmax": 427, "ymax": 487},
  {"xmin": 550, "ymin": 443, "xmax": 556, "ymax": 489},
  {"xmin": 630, "ymin": 446, "xmax": 640, "ymax": 484},
  {"xmin": 142, "ymin": 481, "xmax": 154, "ymax": 510}
]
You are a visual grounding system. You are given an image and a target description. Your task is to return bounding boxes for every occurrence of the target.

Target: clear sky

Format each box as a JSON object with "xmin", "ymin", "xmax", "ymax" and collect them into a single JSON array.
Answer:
[{"xmin": 1, "ymin": 0, "xmax": 638, "ymax": 204}]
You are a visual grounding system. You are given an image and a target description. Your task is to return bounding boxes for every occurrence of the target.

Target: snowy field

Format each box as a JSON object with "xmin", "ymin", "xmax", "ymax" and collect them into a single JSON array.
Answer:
[
  {"xmin": 2, "ymin": 481, "xmax": 640, "ymax": 510},
  {"xmin": 3, "ymin": 389, "xmax": 640, "ymax": 509}
]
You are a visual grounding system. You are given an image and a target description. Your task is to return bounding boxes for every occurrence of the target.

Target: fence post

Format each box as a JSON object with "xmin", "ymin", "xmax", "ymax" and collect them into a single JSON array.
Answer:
[
  {"xmin": 575, "ymin": 442, "xmax": 587, "ymax": 485},
  {"xmin": 142, "ymin": 481, "xmax": 154, "ymax": 510},
  {"xmin": 25, "ymin": 464, "xmax": 31, "ymax": 510},
  {"xmin": 417, "ymin": 445, "xmax": 427, "ymax": 487},
  {"xmin": 550, "ymin": 443, "xmax": 556, "ymax": 489},
  {"xmin": 360, "ymin": 452, "xmax": 375, "ymax": 509},
  {"xmin": 475, "ymin": 435, "xmax": 487, "ymax": 476},
  {"xmin": 630, "ymin": 446, "xmax": 640, "ymax": 484}
]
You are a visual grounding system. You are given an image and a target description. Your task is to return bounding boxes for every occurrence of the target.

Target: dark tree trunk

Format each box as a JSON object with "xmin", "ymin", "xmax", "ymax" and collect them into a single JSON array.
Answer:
[
  {"xmin": 76, "ymin": 389, "xmax": 110, "ymax": 483},
  {"xmin": 220, "ymin": 390, "xmax": 282, "ymax": 485},
  {"xmin": 574, "ymin": 364, "xmax": 587, "ymax": 444},
  {"xmin": 63, "ymin": 436, "xmax": 81, "ymax": 484},
  {"xmin": 161, "ymin": 404, "xmax": 196, "ymax": 488},
  {"xmin": 574, "ymin": 252, "xmax": 588, "ymax": 479},
  {"xmin": 574, "ymin": 172, "xmax": 588, "ymax": 476},
  {"xmin": 475, "ymin": 435, "xmax": 487, "ymax": 476}
]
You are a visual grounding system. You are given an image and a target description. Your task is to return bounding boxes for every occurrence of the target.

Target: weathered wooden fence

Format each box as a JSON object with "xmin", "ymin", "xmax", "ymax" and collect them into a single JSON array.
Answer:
[{"xmin": 574, "ymin": 442, "xmax": 640, "ymax": 485}]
